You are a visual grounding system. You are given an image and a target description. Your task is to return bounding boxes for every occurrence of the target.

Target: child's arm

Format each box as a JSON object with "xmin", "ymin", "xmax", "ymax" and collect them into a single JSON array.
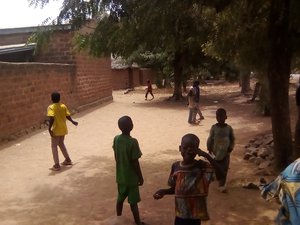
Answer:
[
  {"xmin": 206, "ymin": 127, "xmax": 214, "ymax": 153},
  {"xmin": 228, "ymin": 127, "xmax": 235, "ymax": 152},
  {"xmin": 48, "ymin": 116, "xmax": 54, "ymax": 137},
  {"xmin": 132, "ymin": 159, "xmax": 144, "ymax": 186},
  {"xmin": 153, "ymin": 187, "xmax": 175, "ymax": 200},
  {"xmin": 197, "ymin": 148, "xmax": 225, "ymax": 177},
  {"xmin": 66, "ymin": 116, "xmax": 78, "ymax": 126}
]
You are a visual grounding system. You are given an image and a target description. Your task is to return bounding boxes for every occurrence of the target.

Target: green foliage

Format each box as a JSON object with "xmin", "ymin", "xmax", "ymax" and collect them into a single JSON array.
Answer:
[{"xmin": 27, "ymin": 27, "xmax": 53, "ymax": 54}]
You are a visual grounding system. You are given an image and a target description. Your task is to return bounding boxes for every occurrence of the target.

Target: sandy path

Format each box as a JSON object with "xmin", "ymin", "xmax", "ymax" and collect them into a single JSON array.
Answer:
[{"xmin": 0, "ymin": 83, "xmax": 279, "ymax": 225}]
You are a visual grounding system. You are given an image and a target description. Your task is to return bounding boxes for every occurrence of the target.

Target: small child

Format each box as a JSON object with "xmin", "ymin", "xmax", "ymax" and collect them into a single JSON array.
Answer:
[
  {"xmin": 207, "ymin": 108, "xmax": 235, "ymax": 193},
  {"xmin": 145, "ymin": 80, "xmax": 154, "ymax": 100},
  {"xmin": 153, "ymin": 133, "xmax": 223, "ymax": 225},
  {"xmin": 47, "ymin": 92, "xmax": 78, "ymax": 171},
  {"xmin": 113, "ymin": 116, "xmax": 145, "ymax": 225}
]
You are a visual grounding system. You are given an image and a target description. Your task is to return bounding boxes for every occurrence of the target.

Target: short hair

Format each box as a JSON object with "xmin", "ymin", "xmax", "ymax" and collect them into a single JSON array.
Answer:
[
  {"xmin": 118, "ymin": 116, "xmax": 133, "ymax": 133},
  {"xmin": 193, "ymin": 80, "xmax": 200, "ymax": 86},
  {"xmin": 181, "ymin": 133, "xmax": 200, "ymax": 147},
  {"xmin": 51, "ymin": 92, "xmax": 60, "ymax": 103},
  {"xmin": 216, "ymin": 108, "xmax": 226, "ymax": 116}
]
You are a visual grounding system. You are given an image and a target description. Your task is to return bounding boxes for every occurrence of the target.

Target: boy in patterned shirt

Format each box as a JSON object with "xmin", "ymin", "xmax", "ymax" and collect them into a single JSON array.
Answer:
[{"xmin": 153, "ymin": 133, "xmax": 223, "ymax": 225}]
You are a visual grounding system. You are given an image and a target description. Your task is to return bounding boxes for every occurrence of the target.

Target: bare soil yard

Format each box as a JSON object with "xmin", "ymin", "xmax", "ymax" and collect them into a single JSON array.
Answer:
[{"xmin": 0, "ymin": 81, "xmax": 298, "ymax": 225}]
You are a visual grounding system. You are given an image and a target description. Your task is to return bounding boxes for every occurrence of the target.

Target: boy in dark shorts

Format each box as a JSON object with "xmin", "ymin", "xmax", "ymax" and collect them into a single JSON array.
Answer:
[
  {"xmin": 113, "ymin": 116, "xmax": 145, "ymax": 225},
  {"xmin": 153, "ymin": 133, "xmax": 223, "ymax": 225}
]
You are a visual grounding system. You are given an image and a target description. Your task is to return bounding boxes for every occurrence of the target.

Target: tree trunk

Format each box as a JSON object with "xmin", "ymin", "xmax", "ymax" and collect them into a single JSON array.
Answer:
[
  {"xmin": 172, "ymin": 52, "xmax": 183, "ymax": 100},
  {"xmin": 295, "ymin": 106, "xmax": 300, "ymax": 157},
  {"xmin": 267, "ymin": 0, "xmax": 293, "ymax": 169},
  {"xmin": 240, "ymin": 71, "xmax": 251, "ymax": 94}
]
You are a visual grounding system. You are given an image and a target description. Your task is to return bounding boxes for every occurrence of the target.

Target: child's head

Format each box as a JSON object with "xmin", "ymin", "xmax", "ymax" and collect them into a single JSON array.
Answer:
[
  {"xmin": 216, "ymin": 108, "xmax": 227, "ymax": 124},
  {"xmin": 118, "ymin": 116, "xmax": 133, "ymax": 134},
  {"xmin": 193, "ymin": 80, "xmax": 200, "ymax": 87},
  {"xmin": 179, "ymin": 134, "xmax": 200, "ymax": 164},
  {"xmin": 147, "ymin": 80, "xmax": 150, "ymax": 83},
  {"xmin": 51, "ymin": 92, "xmax": 60, "ymax": 103}
]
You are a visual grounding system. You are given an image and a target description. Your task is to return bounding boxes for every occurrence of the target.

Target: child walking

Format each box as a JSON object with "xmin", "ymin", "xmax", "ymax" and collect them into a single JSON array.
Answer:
[
  {"xmin": 153, "ymin": 133, "xmax": 223, "ymax": 225},
  {"xmin": 113, "ymin": 116, "xmax": 145, "ymax": 225},
  {"xmin": 47, "ymin": 92, "xmax": 78, "ymax": 171},
  {"xmin": 207, "ymin": 108, "xmax": 235, "ymax": 193},
  {"xmin": 145, "ymin": 80, "xmax": 154, "ymax": 100}
]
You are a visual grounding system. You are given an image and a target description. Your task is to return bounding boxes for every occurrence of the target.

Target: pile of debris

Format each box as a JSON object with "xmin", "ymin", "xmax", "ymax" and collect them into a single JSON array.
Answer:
[{"xmin": 243, "ymin": 133, "xmax": 276, "ymax": 176}]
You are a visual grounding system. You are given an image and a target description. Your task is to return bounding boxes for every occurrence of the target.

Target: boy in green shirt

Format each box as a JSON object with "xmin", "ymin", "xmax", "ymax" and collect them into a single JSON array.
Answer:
[
  {"xmin": 207, "ymin": 108, "xmax": 235, "ymax": 193},
  {"xmin": 113, "ymin": 116, "xmax": 144, "ymax": 225}
]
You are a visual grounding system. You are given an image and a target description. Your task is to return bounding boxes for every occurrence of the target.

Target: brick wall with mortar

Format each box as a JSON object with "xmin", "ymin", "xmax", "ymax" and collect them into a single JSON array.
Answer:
[
  {"xmin": 111, "ymin": 68, "xmax": 157, "ymax": 90},
  {"xmin": 0, "ymin": 27, "xmax": 113, "ymax": 141},
  {"xmin": 33, "ymin": 31, "xmax": 75, "ymax": 64},
  {"xmin": 0, "ymin": 32, "xmax": 31, "ymax": 46},
  {"xmin": 0, "ymin": 62, "xmax": 78, "ymax": 140}
]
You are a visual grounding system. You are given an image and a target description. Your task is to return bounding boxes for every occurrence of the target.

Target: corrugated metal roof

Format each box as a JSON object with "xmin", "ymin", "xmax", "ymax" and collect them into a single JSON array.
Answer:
[
  {"xmin": 0, "ymin": 43, "xmax": 36, "ymax": 55},
  {"xmin": 0, "ymin": 24, "xmax": 72, "ymax": 35}
]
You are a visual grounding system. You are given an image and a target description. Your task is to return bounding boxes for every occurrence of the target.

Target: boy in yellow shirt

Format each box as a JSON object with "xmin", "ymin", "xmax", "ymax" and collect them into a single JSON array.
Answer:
[{"xmin": 47, "ymin": 92, "xmax": 78, "ymax": 171}]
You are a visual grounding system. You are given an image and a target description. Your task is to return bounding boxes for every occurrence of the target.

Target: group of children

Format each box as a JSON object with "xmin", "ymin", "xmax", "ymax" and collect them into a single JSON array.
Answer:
[
  {"xmin": 47, "ymin": 91, "xmax": 235, "ymax": 225},
  {"xmin": 113, "ymin": 110, "xmax": 235, "ymax": 225}
]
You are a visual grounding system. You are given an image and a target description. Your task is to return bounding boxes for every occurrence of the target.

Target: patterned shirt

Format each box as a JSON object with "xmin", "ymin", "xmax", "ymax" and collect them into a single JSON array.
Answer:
[
  {"xmin": 207, "ymin": 124, "xmax": 235, "ymax": 161},
  {"xmin": 168, "ymin": 160, "xmax": 214, "ymax": 220},
  {"xmin": 261, "ymin": 158, "xmax": 300, "ymax": 225}
]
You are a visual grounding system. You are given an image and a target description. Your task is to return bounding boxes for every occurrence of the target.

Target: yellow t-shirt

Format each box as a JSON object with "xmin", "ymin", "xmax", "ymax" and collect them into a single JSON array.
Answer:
[{"xmin": 47, "ymin": 103, "xmax": 70, "ymax": 136}]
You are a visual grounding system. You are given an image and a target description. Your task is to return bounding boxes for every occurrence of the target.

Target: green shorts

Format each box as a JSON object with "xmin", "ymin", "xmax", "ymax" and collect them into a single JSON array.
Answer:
[{"xmin": 117, "ymin": 184, "xmax": 141, "ymax": 204}]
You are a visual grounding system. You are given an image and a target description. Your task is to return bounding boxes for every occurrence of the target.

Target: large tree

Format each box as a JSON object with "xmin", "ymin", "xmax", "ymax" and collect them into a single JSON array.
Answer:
[
  {"xmin": 205, "ymin": 0, "xmax": 300, "ymax": 169},
  {"xmin": 30, "ymin": 0, "xmax": 229, "ymax": 100}
]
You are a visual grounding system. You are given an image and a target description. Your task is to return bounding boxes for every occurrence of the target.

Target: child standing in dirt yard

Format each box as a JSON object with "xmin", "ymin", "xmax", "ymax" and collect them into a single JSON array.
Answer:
[
  {"xmin": 153, "ymin": 133, "xmax": 223, "ymax": 225},
  {"xmin": 207, "ymin": 108, "xmax": 235, "ymax": 193},
  {"xmin": 47, "ymin": 92, "xmax": 78, "ymax": 171},
  {"xmin": 113, "ymin": 116, "xmax": 145, "ymax": 225},
  {"xmin": 145, "ymin": 79, "xmax": 154, "ymax": 100}
]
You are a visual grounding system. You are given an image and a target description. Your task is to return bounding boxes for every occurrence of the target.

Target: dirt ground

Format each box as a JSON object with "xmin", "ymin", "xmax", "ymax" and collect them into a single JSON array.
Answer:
[{"xmin": 0, "ymin": 81, "xmax": 298, "ymax": 225}]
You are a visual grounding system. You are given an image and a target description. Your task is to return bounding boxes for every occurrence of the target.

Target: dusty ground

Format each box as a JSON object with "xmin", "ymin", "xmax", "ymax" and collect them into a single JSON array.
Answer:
[{"xmin": 0, "ymin": 81, "xmax": 298, "ymax": 225}]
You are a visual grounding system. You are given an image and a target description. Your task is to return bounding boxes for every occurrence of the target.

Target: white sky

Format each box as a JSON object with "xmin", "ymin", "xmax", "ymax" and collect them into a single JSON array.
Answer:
[{"xmin": 0, "ymin": 0, "xmax": 63, "ymax": 29}]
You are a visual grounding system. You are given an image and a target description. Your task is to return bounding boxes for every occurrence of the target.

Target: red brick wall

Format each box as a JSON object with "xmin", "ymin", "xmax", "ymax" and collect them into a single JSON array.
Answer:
[
  {"xmin": 0, "ymin": 59, "xmax": 112, "ymax": 141},
  {"xmin": 111, "ymin": 68, "xmax": 157, "ymax": 90},
  {"xmin": 34, "ymin": 31, "xmax": 75, "ymax": 64},
  {"xmin": 140, "ymin": 68, "xmax": 156, "ymax": 85},
  {"xmin": 75, "ymin": 54, "xmax": 112, "ymax": 106},
  {"xmin": 0, "ymin": 62, "xmax": 77, "ymax": 140},
  {"xmin": 0, "ymin": 32, "xmax": 31, "ymax": 46},
  {"xmin": 0, "ymin": 27, "xmax": 113, "ymax": 141},
  {"xmin": 111, "ymin": 69, "xmax": 130, "ymax": 90}
]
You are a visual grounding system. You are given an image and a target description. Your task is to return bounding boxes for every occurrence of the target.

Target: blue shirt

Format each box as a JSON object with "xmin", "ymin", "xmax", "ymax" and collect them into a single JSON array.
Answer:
[{"xmin": 261, "ymin": 158, "xmax": 300, "ymax": 225}]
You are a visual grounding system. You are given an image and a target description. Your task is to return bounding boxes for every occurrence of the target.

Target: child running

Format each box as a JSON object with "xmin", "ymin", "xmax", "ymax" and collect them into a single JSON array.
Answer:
[
  {"xmin": 153, "ymin": 133, "xmax": 223, "ymax": 225},
  {"xmin": 207, "ymin": 108, "xmax": 235, "ymax": 193},
  {"xmin": 112, "ymin": 116, "xmax": 145, "ymax": 225},
  {"xmin": 47, "ymin": 92, "xmax": 78, "ymax": 171}
]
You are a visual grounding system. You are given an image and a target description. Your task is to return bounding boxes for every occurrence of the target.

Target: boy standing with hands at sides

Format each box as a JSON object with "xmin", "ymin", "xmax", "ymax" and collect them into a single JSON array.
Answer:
[
  {"xmin": 47, "ymin": 92, "xmax": 78, "ymax": 171},
  {"xmin": 153, "ymin": 133, "xmax": 223, "ymax": 225},
  {"xmin": 113, "ymin": 116, "xmax": 145, "ymax": 225},
  {"xmin": 207, "ymin": 108, "xmax": 235, "ymax": 193}
]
